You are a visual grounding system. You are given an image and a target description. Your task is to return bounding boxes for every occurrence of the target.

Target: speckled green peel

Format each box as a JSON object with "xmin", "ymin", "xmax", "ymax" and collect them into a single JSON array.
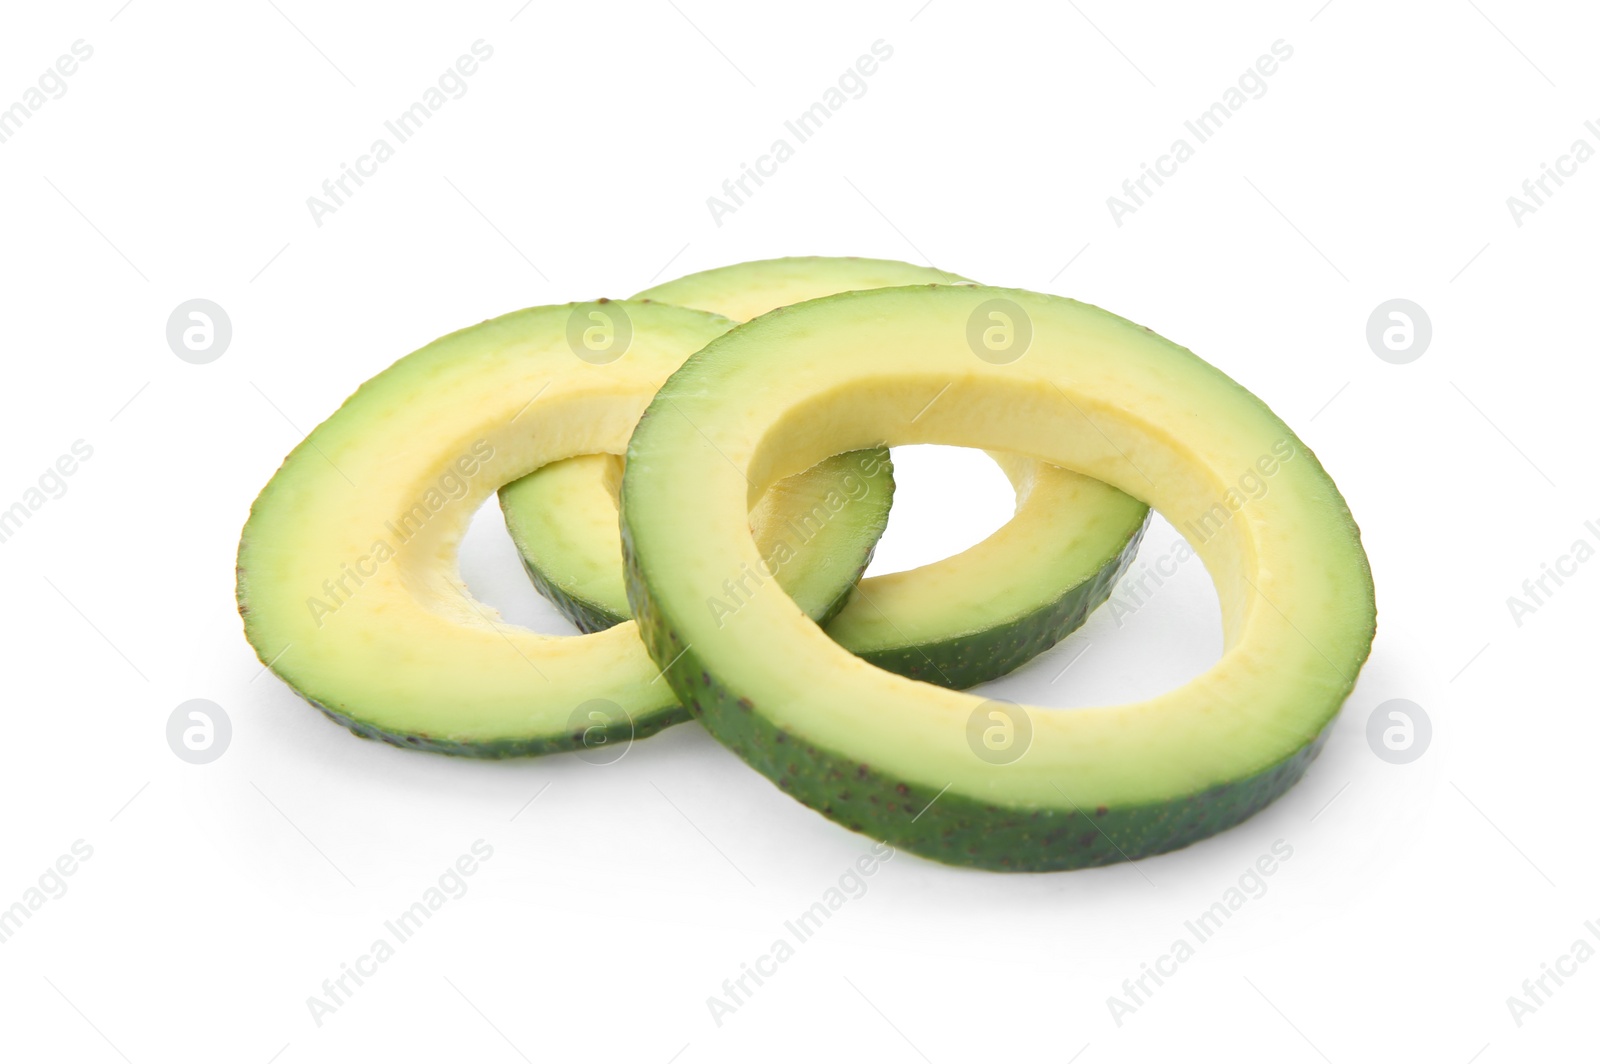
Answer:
[
  {"xmin": 502, "ymin": 453, "xmax": 629, "ymax": 633},
  {"xmin": 622, "ymin": 285, "xmax": 1377, "ymax": 870},
  {"xmin": 626, "ymin": 625, "xmax": 1332, "ymax": 869},
  {"xmin": 848, "ymin": 510, "xmax": 1149, "ymax": 686}
]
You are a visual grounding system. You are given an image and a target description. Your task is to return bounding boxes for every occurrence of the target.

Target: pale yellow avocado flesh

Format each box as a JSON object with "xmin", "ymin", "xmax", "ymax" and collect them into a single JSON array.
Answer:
[{"xmin": 634, "ymin": 255, "xmax": 969, "ymax": 321}]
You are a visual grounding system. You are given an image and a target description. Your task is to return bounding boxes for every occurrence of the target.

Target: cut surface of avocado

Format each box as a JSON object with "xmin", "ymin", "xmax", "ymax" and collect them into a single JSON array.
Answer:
[
  {"xmin": 621, "ymin": 285, "xmax": 1377, "ymax": 870},
  {"xmin": 633, "ymin": 255, "xmax": 970, "ymax": 323},
  {"xmin": 235, "ymin": 301, "xmax": 891, "ymax": 756},
  {"xmin": 501, "ymin": 447, "xmax": 898, "ymax": 636},
  {"xmin": 503, "ymin": 444, "xmax": 1146, "ymax": 686},
  {"xmin": 503, "ymin": 256, "xmax": 1149, "ymax": 686}
]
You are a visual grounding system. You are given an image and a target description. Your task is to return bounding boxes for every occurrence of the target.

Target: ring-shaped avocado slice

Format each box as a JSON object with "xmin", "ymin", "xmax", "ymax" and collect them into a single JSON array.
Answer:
[{"xmin": 621, "ymin": 285, "xmax": 1377, "ymax": 869}]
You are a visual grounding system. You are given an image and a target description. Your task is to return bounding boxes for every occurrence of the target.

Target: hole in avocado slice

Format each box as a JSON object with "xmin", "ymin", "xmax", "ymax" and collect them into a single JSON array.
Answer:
[
  {"xmin": 459, "ymin": 493, "xmax": 583, "ymax": 637},
  {"xmin": 862, "ymin": 445, "xmax": 1015, "ymax": 578},
  {"xmin": 973, "ymin": 511, "xmax": 1224, "ymax": 711}
]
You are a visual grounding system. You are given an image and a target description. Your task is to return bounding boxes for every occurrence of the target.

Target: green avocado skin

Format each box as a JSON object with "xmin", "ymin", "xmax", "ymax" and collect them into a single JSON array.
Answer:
[
  {"xmin": 517, "ymin": 554, "xmax": 625, "ymax": 634},
  {"xmin": 853, "ymin": 511, "xmax": 1148, "ymax": 689},
  {"xmin": 299, "ymin": 692, "xmax": 682, "ymax": 759},
  {"xmin": 629, "ymin": 640, "xmax": 1332, "ymax": 871},
  {"xmin": 625, "ymin": 518, "xmax": 1351, "ymax": 872}
]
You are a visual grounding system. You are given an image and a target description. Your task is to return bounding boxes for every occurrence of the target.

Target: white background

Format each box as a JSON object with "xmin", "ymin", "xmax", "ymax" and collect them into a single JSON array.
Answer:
[{"xmin": 1, "ymin": 1, "xmax": 1595, "ymax": 1060}]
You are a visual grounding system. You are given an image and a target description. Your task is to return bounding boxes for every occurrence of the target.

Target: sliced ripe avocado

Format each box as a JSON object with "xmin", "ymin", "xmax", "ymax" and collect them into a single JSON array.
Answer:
[
  {"xmin": 502, "ymin": 443, "xmax": 1146, "ymax": 686},
  {"xmin": 829, "ymin": 453, "xmax": 1148, "ymax": 687},
  {"xmin": 499, "ymin": 450, "xmax": 899, "ymax": 634},
  {"xmin": 633, "ymin": 255, "xmax": 971, "ymax": 322},
  {"xmin": 502, "ymin": 452, "xmax": 628, "ymax": 633},
  {"xmin": 621, "ymin": 285, "xmax": 1378, "ymax": 870},
  {"xmin": 502, "ymin": 256, "xmax": 1149, "ymax": 686},
  {"xmin": 235, "ymin": 300, "xmax": 891, "ymax": 756}
]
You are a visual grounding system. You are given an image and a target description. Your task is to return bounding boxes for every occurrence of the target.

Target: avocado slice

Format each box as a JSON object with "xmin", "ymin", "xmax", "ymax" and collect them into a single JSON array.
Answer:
[
  {"xmin": 235, "ymin": 301, "xmax": 891, "ymax": 756},
  {"xmin": 502, "ymin": 445, "xmax": 1147, "ymax": 687},
  {"xmin": 501, "ymin": 451, "xmax": 630, "ymax": 634},
  {"xmin": 501, "ymin": 256, "xmax": 1149, "ymax": 687},
  {"xmin": 621, "ymin": 285, "xmax": 1377, "ymax": 870},
  {"xmin": 632, "ymin": 254, "xmax": 971, "ymax": 319}
]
